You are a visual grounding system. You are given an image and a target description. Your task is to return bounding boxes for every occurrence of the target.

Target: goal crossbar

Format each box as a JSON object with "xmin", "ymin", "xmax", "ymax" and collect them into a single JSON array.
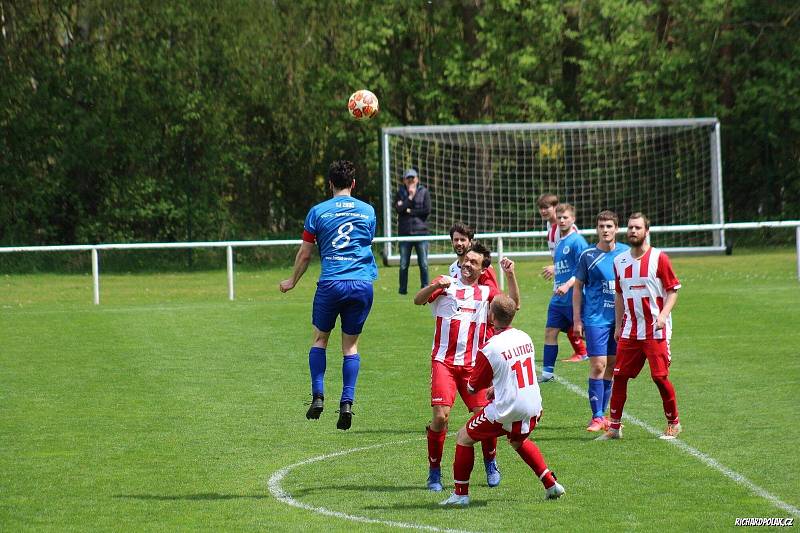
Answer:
[
  {"xmin": 382, "ymin": 118, "xmax": 725, "ymax": 261},
  {"xmin": 382, "ymin": 118, "xmax": 719, "ymax": 135}
]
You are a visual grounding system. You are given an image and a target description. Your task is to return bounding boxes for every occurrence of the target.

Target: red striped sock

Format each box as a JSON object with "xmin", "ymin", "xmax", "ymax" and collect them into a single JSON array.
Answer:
[
  {"xmin": 453, "ymin": 444, "xmax": 474, "ymax": 495},
  {"xmin": 567, "ymin": 328, "xmax": 587, "ymax": 356},
  {"xmin": 516, "ymin": 440, "xmax": 555, "ymax": 489},
  {"xmin": 426, "ymin": 426, "xmax": 447, "ymax": 469},
  {"xmin": 609, "ymin": 377, "xmax": 629, "ymax": 430},
  {"xmin": 481, "ymin": 437, "xmax": 497, "ymax": 461},
  {"xmin": 652, "ymin": 375, "xmax": 679, "ymax": 424}
]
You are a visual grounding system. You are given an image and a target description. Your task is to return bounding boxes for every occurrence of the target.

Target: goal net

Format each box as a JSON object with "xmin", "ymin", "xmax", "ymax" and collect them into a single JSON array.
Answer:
[{"xmin": 381, "ymin": 119, "xmax": 724, "ymax": 259}]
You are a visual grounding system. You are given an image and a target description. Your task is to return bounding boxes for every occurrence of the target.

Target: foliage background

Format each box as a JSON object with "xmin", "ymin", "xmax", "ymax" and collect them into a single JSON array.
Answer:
[{"xmin": 1, "ymin": 0, "xmax": 798, "ymax": 251}]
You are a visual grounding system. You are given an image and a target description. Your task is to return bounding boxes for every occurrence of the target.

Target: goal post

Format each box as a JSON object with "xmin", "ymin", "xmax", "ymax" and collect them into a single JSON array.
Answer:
[{"xmin": 381, "ymin": 118, "xmax": 724, "ymax": 260}]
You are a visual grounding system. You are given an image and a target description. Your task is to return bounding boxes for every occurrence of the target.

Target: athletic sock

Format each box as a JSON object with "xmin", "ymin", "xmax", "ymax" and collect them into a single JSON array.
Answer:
[
  {"xmin": 515, "ymin": 440, "xmax": 555, "ymax": 489},
  {"xmin": 567, "ymin": 328, "xmax": 587, "ymax": 355},
  {"xmin": 481, "ymin": 437, "xmax": 497, "ymax": 461},
  {"xmin": 308, "ymin": 347, "xmax": 326, "ymax": 396},
  {"xmin": 602, "ymin": 379, "xmax": 613, "ymax": 414},
  {"xmin": 588, "ymin": 378, "xmax": 605, "ymax": 418},
  {"xmin": 542, "ymin": 344, "xmax": 558, "ymax": 375},
  {"xmin": 340, "ymin": 353, "xmax": 360, "ymax": 405},
  {"xmin": 426, "ymin": 426, "xmax": 447, "ymax": 469},
  {"xmin": 652, "ymin": 375, "xmax": 679, "ymax": 424},
  {"xmin": 609, "ymin": 377, "xmax": 629, "ymax": 430},
  {"xmin": 453, "ymin": 444, "xmax": 475, "ymax": 496}
]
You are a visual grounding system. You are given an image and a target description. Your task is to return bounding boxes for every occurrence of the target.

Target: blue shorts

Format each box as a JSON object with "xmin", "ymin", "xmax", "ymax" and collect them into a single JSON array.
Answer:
[
  {"xmin": 546, "ymin": 302, "xmax": 574, "ymax": 330},
  {"xmin": 584, "ymin": 325, "xmax": 617, "ymax": 357},
  {"xmin": 313, "ymin": 280, "xmax": 374, "ymax": 335}
]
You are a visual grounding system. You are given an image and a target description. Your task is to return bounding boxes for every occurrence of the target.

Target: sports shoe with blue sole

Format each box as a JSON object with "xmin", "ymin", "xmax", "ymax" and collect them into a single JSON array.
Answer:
[
  {"xmin": 484, "ymin": 459, "xmax": 501, "ymax": 487},
  {"xmin": 439, "ymin": 492, "xmax": 470, "ymax": 506},
  {"xmin": 427, "ymin": 467, "xmax": 443, "ymax": 492}
]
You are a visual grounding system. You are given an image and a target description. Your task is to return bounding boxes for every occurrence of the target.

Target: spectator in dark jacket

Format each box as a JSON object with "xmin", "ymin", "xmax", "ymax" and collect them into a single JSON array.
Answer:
[{"xmin": 395, "ymin": 168, "xmax": 431, "ymax": 294}]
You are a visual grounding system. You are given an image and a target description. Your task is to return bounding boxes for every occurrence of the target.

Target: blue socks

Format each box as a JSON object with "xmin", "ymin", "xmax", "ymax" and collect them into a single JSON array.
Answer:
[
  {"xmin": 603, "ymin": 379, "xmax": 613, "ymax": 413},
  {"xmin": 309, "ymin": 347, "xmax": 327, "ymax": 396},
  {"xmin": 542, "ymin": 344, "xmax": 558, "ymax": 375},
  {"xmin": 588, "ymin": 378, "xmax": 604, "ymax": 418},
  {"xmin": 341, "ymin": 354, "xmax": 360, "ymax": 405},
  {"xmin": 309, "ymin": 347, "xmax": 360, "ymax": 404}
]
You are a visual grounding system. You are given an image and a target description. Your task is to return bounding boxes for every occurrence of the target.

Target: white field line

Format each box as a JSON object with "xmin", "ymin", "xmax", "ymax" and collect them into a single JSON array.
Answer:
[
  {"xmin": 555, "ymin": 375, "xmax": 800, "ymax": 518},
  {"xmin": 267, "ymin": 437, "xmax": 478, "ymax": 533}
]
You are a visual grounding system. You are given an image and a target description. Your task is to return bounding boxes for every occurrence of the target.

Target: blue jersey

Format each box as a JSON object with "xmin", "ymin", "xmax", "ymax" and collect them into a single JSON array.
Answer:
[
  {"xmin": 551, "ymin": 231, "xmax": 589, "ymax": 307},
  {"xmin": 303, "ymin": 195, "xmax": 378, "ymax": 282},
  {"xmin": 574, "ymin": 243, "xmax": 630, "ymax": 326}
]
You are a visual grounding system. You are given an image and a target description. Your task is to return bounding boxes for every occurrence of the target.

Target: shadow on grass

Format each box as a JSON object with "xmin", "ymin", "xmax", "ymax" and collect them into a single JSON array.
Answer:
[
  {"xmin": 345, "ymin": 429, "xmax": 420, "ymax": 435},
  {"xmin": 364, "ymin": 501, "xmax": 489, "ymax": 510},
  {"xmin": 113, "ymin": 493, "xmax": 267, "ymax": 501},
  {"xmin": 290, "ymin": 484, "xmax": 421, "ymax": 496},
  {"xmin": 530, "ymin": 434, "xmax": 596, "ymax": 442}
]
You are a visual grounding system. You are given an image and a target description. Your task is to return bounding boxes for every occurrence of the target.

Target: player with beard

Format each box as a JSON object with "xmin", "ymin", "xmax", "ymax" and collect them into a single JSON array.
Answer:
[
  {"xmin": 414, "ymin": 244, "xmax": 519, "ymax": 492},
  {"xmin": 447, "ymin": 222, "xmax": 498, "ymax": 289},
  {"xmin": 596, "ymin": 212, "xmax": 683, "ymax": 441}
]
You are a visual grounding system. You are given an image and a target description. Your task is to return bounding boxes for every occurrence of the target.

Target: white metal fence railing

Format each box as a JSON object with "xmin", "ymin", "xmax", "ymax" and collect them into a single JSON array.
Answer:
[{"xmin": 1, "ymin": 221, "xmax": 798, "ymax": 304}]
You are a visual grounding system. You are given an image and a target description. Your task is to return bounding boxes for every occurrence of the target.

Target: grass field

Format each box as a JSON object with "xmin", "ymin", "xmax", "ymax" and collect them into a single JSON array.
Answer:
[{"xmin": 2, "ymin": 249, "xmax": 799, "ymax": 531}]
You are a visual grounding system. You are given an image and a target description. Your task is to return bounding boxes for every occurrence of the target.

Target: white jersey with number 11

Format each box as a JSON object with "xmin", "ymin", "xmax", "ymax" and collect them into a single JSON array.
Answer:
[{"xmin": 470, "ymin": 328, "xmax": 542, "ymax": 432}]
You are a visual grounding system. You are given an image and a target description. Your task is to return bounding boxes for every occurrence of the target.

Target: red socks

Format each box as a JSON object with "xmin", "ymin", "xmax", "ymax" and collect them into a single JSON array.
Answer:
[
  {"xmin": 481, "ymin": 437, "xmax": 497, "ymax": 461},
  {"xmin": 515, "ymin": 440, "xmax": 556, "ymax": 488},
  {"xmin": 453, "ymin": 444, "xmax": 474, "ymax": 495},
  {"xmin": 652, "ymin": 375, "xmax": 679, "ymax": 424},
  {"xmin": 609, "ymin": 377, "xmax": 629, "ymax": 430},
  {"xmin": 426, "ymin": 426, "xmax": 447, "ymax": 469},
  {"xmin": 567, "ymin": 328, "xmax": 587, "ymax": 356},
  {"xmin": 609, "ymin": 375, "xmax": 680, "ymax": 427}
]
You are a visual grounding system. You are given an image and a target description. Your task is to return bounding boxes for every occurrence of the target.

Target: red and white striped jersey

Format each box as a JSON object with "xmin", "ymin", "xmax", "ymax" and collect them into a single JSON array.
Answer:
[
  {"xmin": 547, "ymin": 221, "xmax": 579, "ymax": 257},
  {"xmin": 448, "ymin": 260, "xmax": 499, "ymax": 290},
  {"xmin": 427, "ymin": 276, "xmax": 499, "ymax": 367},
  {"xmin": 613, "ymin": 247, "xmax": 681, "ymax": 340},
  {"xmin": 468, "ymin": 328, "xmax": 542, "ymax": 431}
]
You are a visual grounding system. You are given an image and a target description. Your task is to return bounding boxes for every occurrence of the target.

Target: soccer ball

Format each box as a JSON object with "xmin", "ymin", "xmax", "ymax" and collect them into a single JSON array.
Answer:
[{"xmin": 348, "ymin": 90, "xmax": 379, "ymax": 120}]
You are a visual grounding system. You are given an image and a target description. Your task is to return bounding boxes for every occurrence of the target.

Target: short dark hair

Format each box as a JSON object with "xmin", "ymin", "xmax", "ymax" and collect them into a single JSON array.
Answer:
[
  {"xmin": 596, "ymin": 210, "xmax": 619, "ymax": 227},
  {"xmin": 449, "ymin": 222, "xmax": 474, "ymax": 240},
  {"xmin": 537, "ymin": 193, "xmax": 559, "ymax": 209},
  {"xmin": 328, "ymin": 160, "xmax": 356, "ymax": 190},
  {"xmin": 628, "ymin": 212, "xmax": 650, "ymax": 229},
  {"xmin": 468, "ymin": 242, "xmax": 492, "ymax": 269}
]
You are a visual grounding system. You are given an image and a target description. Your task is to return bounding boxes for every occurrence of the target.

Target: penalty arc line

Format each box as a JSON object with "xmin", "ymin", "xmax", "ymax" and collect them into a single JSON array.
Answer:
[
  {"xmin": 267, "ymin": 437, "xmax": 479, "ymax": 533},
  {"xmin": 554, "ymin": 375, "xmax": 800, "ymax": 518},
  {"xmin": 268, "ymin": 382, "xmax": 799, "ymax": 527}
]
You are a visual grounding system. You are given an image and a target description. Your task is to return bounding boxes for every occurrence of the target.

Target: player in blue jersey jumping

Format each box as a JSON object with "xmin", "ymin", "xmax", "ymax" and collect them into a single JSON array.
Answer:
[
  {"xmin": 539, "ymin": 203, "xmax": 589, "ymax": 383},
  {"xmin": 279, "ymin": 160, "xmax": 378, "ymax": 431},
  {"xmin": 572, "ymin": 210, "xmax": 630, "ymax": 432}
]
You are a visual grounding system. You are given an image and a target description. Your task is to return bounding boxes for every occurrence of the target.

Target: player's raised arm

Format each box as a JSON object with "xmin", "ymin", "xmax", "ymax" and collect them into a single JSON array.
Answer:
[
  {"xmin": 413, "ymin": 276, "xmax": 450, "ymax": 305},
  {"xmin": 279, "ymin": 241, "xmax": 315, "ymax": 293},
  {"xmin": 499, "ymin": 257, "xmax": 520, "ymax": 308}
]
